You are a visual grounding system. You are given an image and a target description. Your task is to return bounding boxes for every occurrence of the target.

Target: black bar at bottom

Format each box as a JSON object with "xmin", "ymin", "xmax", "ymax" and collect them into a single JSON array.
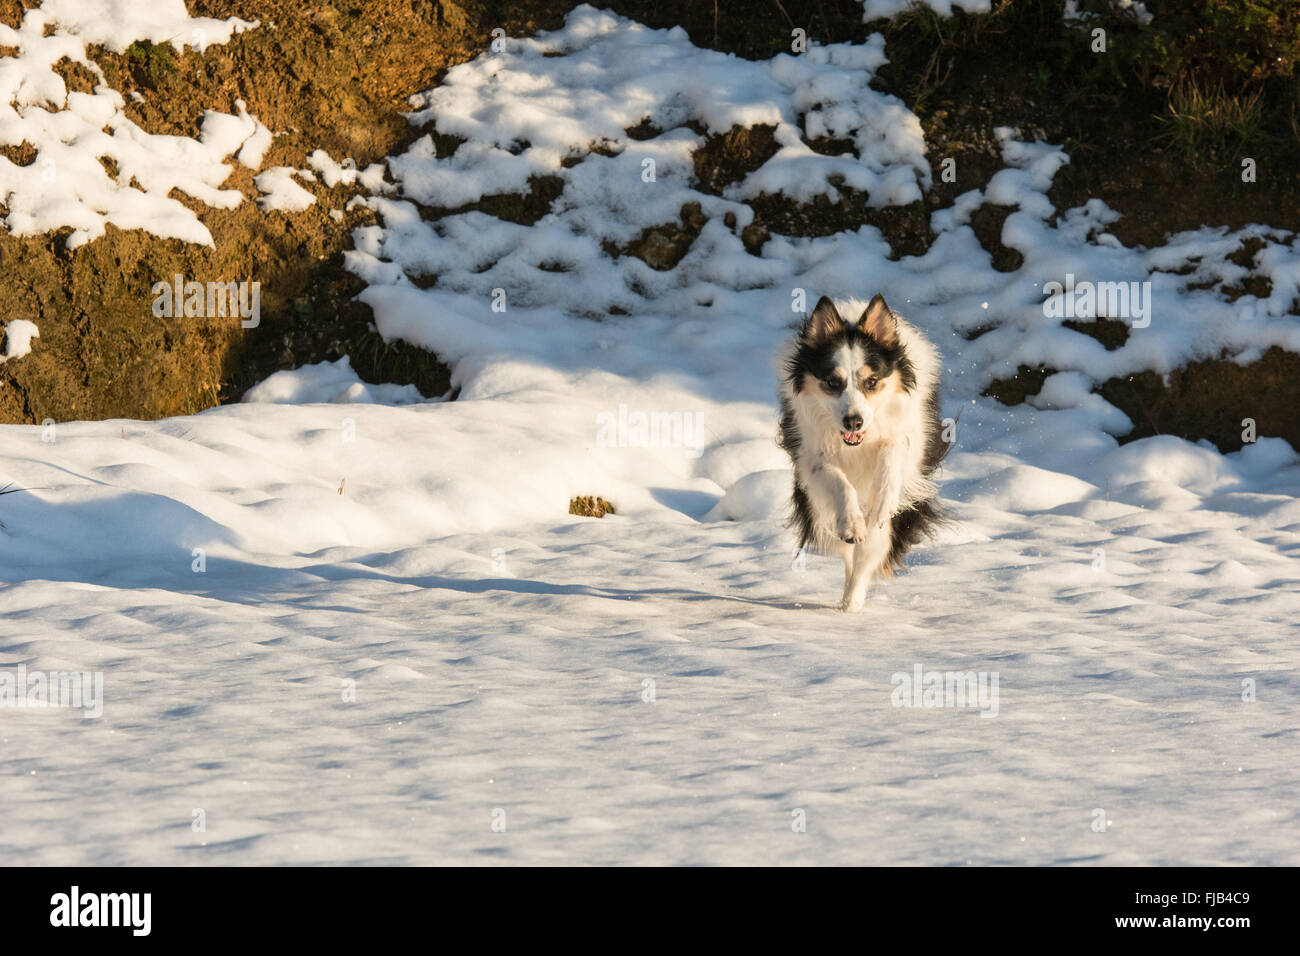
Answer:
[{"xmin": 0, "ymin": 866, "xmax": 1285, "ymax": 942}]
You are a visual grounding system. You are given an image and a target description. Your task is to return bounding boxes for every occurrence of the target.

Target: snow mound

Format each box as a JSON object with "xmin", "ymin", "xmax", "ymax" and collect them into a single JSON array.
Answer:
[
  {"xmin": 963, "ymin": 464, "xmax": 1097, "ymax": 513},
  {"xmin": 705, "ymin": 469, "xmax": 789, "ymax": 522},
  {"xmin": 1200, "ymin": 559, "xmax": 1260, "ymax": 588},
  {"xmin": 242, "ymin": 356, "xmax": 430, "ymax": 406},
  {"xmin": 39, "ymin": 0, "xmax": 257, "ymax": 53},
  {"xmin": 307, "ymin": 149, "xmax": 388, "ymax": 191},
  {"xmin": 254, "ymin": 166, "xmax": 317, "ymax": 213},
  {"xmin": 1, "ymin": 319, "xmax": 39, "ymax": 361}
]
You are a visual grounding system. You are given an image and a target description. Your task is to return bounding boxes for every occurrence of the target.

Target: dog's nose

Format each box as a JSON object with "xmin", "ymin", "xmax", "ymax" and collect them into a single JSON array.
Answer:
[{"xmin": 842, "ymin": 414, "xmax": 864, "ymax": 431}]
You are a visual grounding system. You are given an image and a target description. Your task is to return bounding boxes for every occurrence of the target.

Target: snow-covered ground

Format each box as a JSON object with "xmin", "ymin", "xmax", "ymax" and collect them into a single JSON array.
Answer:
[
  {"xmin": 1, "ymin": 5, "xmax": 1298, "ymax": 865},
  {"xmin": 2, "ymin": 399, "xmax": 1298, "ymax": 865}
]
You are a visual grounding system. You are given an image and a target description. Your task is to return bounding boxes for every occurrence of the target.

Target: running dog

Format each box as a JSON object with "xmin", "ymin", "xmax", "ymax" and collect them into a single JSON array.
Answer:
[{"xmin": 777, "ymin": 294, "xmax": 947, "ymax": 611}]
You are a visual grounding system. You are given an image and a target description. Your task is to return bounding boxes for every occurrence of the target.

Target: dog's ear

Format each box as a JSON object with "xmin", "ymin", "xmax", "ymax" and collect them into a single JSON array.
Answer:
[
  {"xmin": 805, "ymin": 296, "xmax": 844, "ymax": 342},
  {"xmin": 857, "ymin": 293, "xmax": 899, "ymax": 347}
]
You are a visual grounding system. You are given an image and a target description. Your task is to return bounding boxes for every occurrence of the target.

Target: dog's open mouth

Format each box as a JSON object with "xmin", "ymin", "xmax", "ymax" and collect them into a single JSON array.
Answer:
[{"xmin": 840, "ymin": 430, "xmax": 865, "ymax": 446}]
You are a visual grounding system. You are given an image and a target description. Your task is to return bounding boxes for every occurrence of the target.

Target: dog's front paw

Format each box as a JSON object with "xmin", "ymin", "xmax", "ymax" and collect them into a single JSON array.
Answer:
[
  {"xmin": 839, "ymin": 593, "xmax": 864, "ymax": 612},
  {"xmin": 837, "ymin": 511, "xmax": 868, "ymax": 544}
]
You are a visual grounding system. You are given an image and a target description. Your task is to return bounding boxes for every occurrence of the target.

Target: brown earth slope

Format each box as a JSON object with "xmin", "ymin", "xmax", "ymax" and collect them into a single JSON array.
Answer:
[{"xmin": 0, "ymin": 0, "xmax": 480, "ymax": 423}]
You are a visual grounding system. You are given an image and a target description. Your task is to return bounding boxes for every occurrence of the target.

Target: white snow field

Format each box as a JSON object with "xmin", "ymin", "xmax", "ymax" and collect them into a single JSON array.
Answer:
[{"xmin": 2, "ymin": 6, "xmax": 1299, "ymax": 865}]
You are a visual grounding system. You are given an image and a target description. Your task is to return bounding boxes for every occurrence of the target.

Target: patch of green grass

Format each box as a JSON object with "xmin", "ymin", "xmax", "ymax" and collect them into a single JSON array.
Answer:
[
  {"xmin": 1155, "ymin": 80, "xmax": 1268, "ymax": 159},
  {"xmin": 125, "ymin": 41, "xmax": 178, "ymax": 89},
  {"xmin": 1027, "ymin": 63, "xmax": 1054, "ymax": 98}
]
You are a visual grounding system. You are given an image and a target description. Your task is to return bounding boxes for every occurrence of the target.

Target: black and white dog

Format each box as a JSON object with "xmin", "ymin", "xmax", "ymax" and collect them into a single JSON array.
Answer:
[{"xmin": 777, "ymin": 294, "xmax": 947, "ymax": 611}]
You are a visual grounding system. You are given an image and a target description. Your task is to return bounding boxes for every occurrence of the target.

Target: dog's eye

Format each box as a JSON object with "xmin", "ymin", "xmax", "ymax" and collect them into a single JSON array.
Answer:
[
  {"xmin": 865, "ymin": 376, "xmax": 879, "ymax": 390},
  {"xmin": 825, "ymin": 375, "xmax": 846, "ymax": 392}
]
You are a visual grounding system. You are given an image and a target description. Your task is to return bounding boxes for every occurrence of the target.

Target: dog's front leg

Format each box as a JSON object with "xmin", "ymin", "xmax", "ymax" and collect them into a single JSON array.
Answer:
[
  {"xmin": 838, "ymin": 543, "xmax": 856, "ymax": 610},
  {"xmin": 844, "ymin": 515, "xmax": 898, "ymax": 610},
  {"xmin": 841, "ymin": 444, "xmax": 908, "ymax": 612},
  {"xmin": 803, "ymin": 460, "xmax": 867, "ymax": 545},
  {"xmin": 801, "ymin": 460, "xmax": 871, "ymax": 611}
]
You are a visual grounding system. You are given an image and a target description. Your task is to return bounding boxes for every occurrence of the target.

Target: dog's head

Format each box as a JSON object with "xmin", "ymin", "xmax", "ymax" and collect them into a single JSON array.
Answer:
[{"xmin": 788, "ymin": 294, "xmax": 916, "ymax": 446}]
